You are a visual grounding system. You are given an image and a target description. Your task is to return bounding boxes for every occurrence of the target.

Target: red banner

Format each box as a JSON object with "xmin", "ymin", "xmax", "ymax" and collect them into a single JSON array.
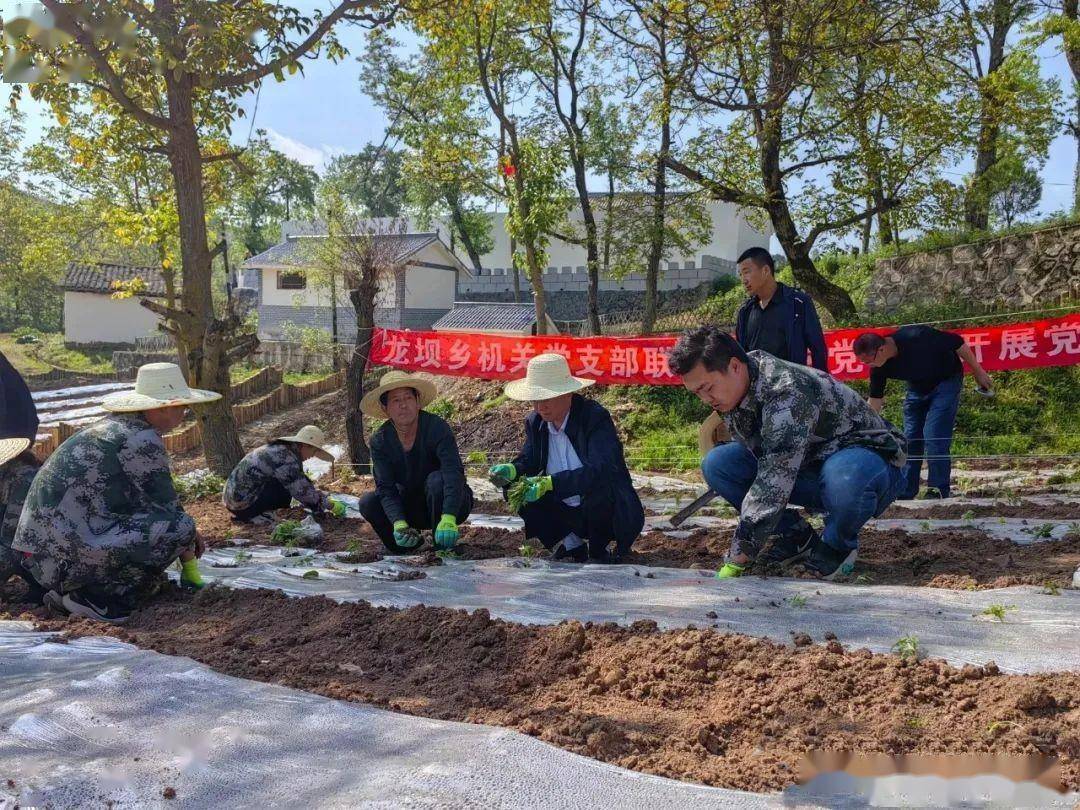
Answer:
[{"xmin": 369, "ymin": 313, "xmax": 1080, "ymax": 385}]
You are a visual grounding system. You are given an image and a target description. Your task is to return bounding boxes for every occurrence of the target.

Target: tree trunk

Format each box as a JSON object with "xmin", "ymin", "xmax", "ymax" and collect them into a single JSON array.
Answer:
[
  {"xmin": 964, "ymin": 9, "xmax": 1010, "ymax": 231},
  {"xmin": 570, "ymin": 155, "xmax": 602, "ymax": 336},
  {"xmin": 444, "ymin": 188, "xmax": 484, "ymax": 272},
  {"xmin": 873, "ymin": 182, "xmax": 894, "ymax": 245},
  {"xmin": 346, "ymin": 289, "xmax": 374, "ymax": 472},
  {"xmin": 525, "ymin": 242, "xmax": 548, "ymax": 334},
  {"xmin": 861, "ymin": 195, "xmax": 872, "ymax": 255},
  {"xmin": 643, "ymin": 109, "xmax": 669, "ymax": 334},
  {"xmin": 1074, "ymin": 94, "xmax": 1080, "ymax": 214},
  {"xmin": 510, "ymin": 236, "xmax": 521, "ymax": 303},
  {"xmin": 164, "ymin": 74, "xmax": 243, "ymax": 475}
]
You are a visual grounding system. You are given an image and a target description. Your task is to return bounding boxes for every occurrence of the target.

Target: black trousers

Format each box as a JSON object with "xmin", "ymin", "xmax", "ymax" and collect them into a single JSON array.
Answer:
[
  {"xmin": 228, "ymin": 479, "xmax": 293, "ymax": 522},
  {"xmin": 357, "ymin": 471, "xmax": 474, "ymax": 553},
  {"xmin": 519, "ymin": 487, "xmax": 623, "ymax": 559}
]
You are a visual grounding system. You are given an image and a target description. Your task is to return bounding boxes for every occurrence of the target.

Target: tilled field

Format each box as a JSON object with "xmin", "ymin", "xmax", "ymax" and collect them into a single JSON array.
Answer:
[{"xmin": 17, "ymin": 586, "xmax": 1079, "ymax": 795}]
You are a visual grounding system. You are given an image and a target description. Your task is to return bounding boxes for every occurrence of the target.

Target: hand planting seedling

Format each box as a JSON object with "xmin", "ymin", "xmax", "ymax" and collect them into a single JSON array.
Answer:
[
  {"xmin": 979, "ymin": 604, "xmax": 1016, "ymax": 622},
  {"xmin": 330, "ymin": 499, "xmax": 348, "ymax": 518},
  {"xmin": 272, "ymin": 520, "xmax": 302, "ymax": 547},
  {"xmin": 891, "ymin": 635, "xmax": 921, "ymax": 661}
]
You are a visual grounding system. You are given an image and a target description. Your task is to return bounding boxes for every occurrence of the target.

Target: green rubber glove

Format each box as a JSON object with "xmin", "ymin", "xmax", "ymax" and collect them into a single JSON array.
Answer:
[
  {"xmin": 330, "ymin": 499, "xmax": 347, "ymax": 518},
  {"xmin": 715, "ymin": 562, "xmax": 745, "ymax": 579},
  {"xmin": 488, "ymin": 463, "xmax": 517, "ymax": 487},
  {"xmin": 393, "ymin": 520, "xmax": 421, "ymax": 549},
  {"xmin": 434, "ymin": 514, "xmax": 459, "ymax": 549},
  {"xmin": 523, "ymin": 475, "xmax": 553, "ymax": 503},
  {"xmin": 180, "ymin": 558, "xmax": 205, "ymax": 590}
]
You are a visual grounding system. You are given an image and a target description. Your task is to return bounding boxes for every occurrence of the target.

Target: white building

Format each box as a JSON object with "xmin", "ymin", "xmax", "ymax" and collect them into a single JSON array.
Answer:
[{"xmin": 60, "ymin": 263, "xmax": 170, "ymax": 346}]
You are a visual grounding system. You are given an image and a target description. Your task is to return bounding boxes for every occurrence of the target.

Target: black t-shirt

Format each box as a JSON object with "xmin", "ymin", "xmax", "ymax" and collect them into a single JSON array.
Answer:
[
  {"xmin": 744, "ymin": 291, "xmax": 790, "ymax": 360},
  {"xmin": 869, "ymin": 325, "xmax": 964, "ymax": 398}
]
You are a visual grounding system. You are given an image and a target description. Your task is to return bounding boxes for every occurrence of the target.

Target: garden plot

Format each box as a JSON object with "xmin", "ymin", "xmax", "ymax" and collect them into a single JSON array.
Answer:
[
  {"xmin": 0, "ymin": 621, "xmax": 769, "ymax": 809},
  {"xmin": 187, "ymin": 548, "xmax": 1080, "ymax": 674}
]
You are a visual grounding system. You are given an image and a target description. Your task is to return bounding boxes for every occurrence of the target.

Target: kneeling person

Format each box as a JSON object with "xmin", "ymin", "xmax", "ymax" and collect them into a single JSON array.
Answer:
[
  {"xmin": 13, "ymin": 363, "xmax": 215, "ymax": 623},
  {"xmin": 357, "ymin": 371, "xmax": 473, "ymax": 553},
  {"xmin": 223, "ymin": 425, "xmax": 345, "ymax": 524},
  {"xmin": 0, "ymin": 349, "xmax": 42, "ymax": 600},
  {"xmin": 671, "ymin": 327, "xmax": 907, "ymax": 580},
  {"xmin": 489, "ymin": 353, "xmax": 644, "ymax": 563}
]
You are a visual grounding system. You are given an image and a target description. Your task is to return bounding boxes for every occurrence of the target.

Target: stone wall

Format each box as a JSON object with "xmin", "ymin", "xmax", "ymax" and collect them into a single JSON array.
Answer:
[{"xmin": 866, "ymin": 222, "xmax": 1080, "ymax": 313}]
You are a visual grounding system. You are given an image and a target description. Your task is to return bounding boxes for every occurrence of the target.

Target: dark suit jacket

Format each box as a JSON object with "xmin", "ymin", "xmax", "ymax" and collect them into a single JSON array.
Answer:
[
  {"xmin": 511, "ymin": 394, "xmax": 644, "ymax": 546},
  {"xmin": 735, "ymin": 282, "xmax": 829, "ymax": 371}
]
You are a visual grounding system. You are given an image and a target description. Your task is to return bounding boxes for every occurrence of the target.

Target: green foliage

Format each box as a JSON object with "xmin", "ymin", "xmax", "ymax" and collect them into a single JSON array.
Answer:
[
  {"xmin": 790, "ymin": 593, "xmax": 808, "ymax": 608},
  {"xmin": 482, "ymin": 394, "xmax": 508, "ymax": 411},
  {"xmin": 426, "ymin": 398, "xmax": 456, "ymax": 420},
  {"xmin": 435, "ymin": 548, "xmax": 461, "ymax": 560},
  {"xmin": 1031, "ymin": 523, "xmax": 1054, "ymax": 539},
  {"xmin": 281, "ymin": 322, "xmax": 334, "ymax": 356},
  {"xmin": 172, "ymin": 470, "xmax": 226, "ymax": 503},
  {"xmin": 302, "ymin": 570, "xmax": 320, "ymax": 579},
  {"xmin": 891, "ymin": 635, "xmax": 921, "ymax": 661},
  {"xmin": 323, "ymin": 146, "xmax": 406, "ymax": 218},
  {"xmin": 35, "ymin": 335, "xmax": 114, "ymax": 374},
  {"xmin": 519, "ymin": 543, "xmax": 538, "ymax": 558},
  {"xmin": 507, "ymin": 478, "xmax": 530, "ymax": 512},
  {"xmin": 272, "ymin": 520, "xmax": 302, "ymax": 548},
  {"xmin": 465, "ymin": 450, "xmax": 489, "ymax": 467},
  {"xmin": 979, "ymin": 604, "xmax": 1016, "ymax": 622}
]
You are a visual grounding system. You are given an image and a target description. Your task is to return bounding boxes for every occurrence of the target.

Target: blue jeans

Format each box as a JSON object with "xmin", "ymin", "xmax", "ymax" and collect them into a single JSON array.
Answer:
[
  {"xmin": 702, "ymin": 442, "xmax": 905, "ymax": 552},
  {"xmin": 902, "ymin": 375, "xmax": 962, "ymax": 498}
]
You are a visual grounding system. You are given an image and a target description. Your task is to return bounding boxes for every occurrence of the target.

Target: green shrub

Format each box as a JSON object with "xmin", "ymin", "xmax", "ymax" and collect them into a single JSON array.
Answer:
[
  {"xmin": 427, "ymin": 397, "xmax": 456, "ymax": 420},
  {"xmin": 173, "ymin": 470, "xmax": 226, "ymax": 502}
]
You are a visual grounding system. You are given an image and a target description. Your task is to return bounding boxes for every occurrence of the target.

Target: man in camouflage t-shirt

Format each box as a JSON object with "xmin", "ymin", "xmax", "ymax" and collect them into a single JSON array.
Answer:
[
  {"xmin": 14, "ymin": 363, "xmax": 219, "ymax": 623},
  {"xmin": 671, "ymin": 326, "xmax": 907, "ymax": 580}
]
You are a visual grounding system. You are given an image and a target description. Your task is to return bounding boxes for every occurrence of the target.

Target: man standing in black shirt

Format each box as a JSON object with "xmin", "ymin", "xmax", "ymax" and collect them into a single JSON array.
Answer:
[
  {"xmin": 734, "ymin": 247, "xmax": 828, "ymax": 370},
  {"xmin": 854, "ymin": 326, "xmax": 994, "ymax": 499}
]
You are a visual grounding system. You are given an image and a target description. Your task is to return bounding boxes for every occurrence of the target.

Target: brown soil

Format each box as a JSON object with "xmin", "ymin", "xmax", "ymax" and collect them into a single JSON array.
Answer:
[
  {"xmin": 882, "ymin": 502, "xmax": 1080, "ymax": 520},
  {"xmin": 15, "ymin": 586, "xmax": 1078, "ymax": 795}
]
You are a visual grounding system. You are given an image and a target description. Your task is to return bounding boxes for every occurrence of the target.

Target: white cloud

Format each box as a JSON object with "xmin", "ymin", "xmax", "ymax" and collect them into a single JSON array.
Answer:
[{"xmin": 264, "ymin": 128, "xmax": 344, "ymax": 171}]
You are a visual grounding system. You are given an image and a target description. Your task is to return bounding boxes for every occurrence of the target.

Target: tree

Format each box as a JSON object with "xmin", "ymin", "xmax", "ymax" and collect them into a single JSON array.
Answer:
[
  {"xmin": 989, "ymin": 161, "xmax": 1043, "ymax": 226},
  {"xmin": 231, "ymin": 130, "xmax": 319, "ymax": 257},
  {"xmin": 323, "ymin": 145, "xmax": 407, "ymax": 218},
  {"xmin": 1040, "ymin": 0, "xmax": 1080, "ymax": 212},
  {"xmin": 9, "ymin": 1, "xmax": 390, "ymax": 474},
  {"xmin": 585, "ymin": 96, "xmax": 636, "ymax": 286}
]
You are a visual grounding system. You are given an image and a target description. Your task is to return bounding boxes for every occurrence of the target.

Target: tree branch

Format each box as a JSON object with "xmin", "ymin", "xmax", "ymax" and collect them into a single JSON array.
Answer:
[
  {"xmin": 805, "ymin": 198, "xmax": 900, "ymax": 249},
  {"xmin": 139, "ymin": 297, "xmax": 196, "ymax": 329},
  {"xmin": 662, "ymin": 156, "xmax": 755, "ymax": 206}
]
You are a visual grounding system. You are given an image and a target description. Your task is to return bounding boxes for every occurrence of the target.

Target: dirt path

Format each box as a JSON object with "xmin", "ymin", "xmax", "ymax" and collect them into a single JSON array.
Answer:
[{"xmin": 15, "ymin": 586, "xmax": 1077, "ymax": 796}]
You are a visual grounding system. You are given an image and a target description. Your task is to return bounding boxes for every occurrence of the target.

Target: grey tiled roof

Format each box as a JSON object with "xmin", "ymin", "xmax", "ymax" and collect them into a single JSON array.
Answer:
[
  {"xmin": 60, "ymin": 262, "xmax": 173, "ymax": 297},
  {"xmin": 242, "ymin": 233, "xmax": 442, "ymax": 269},
  {"xmin": 432, "ymin": 302, "xmax": 538, "ymax": 333}
]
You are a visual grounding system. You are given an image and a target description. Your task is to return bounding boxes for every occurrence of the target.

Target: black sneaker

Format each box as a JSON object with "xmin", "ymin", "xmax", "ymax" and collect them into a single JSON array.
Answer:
[
  {"xmin": 552, "ymin": 541, "xmax": 588, "ymax": 563},
  {"xmin": 802, "ymin": 540, "xmax": 858, "ymax": 581},
  {"xmin": 761, "ymin": 524, "xmax": 818, "ymax": 567},
  {"xmin": 61, "ymin": 591, "xmax": 131, "ymax": 624}
]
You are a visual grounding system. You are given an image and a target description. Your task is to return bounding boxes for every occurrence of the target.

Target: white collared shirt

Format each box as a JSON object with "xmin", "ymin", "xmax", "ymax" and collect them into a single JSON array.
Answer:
[{"xmin": 546, "ymin": 410, "xmax": 582, "ymax": 508}]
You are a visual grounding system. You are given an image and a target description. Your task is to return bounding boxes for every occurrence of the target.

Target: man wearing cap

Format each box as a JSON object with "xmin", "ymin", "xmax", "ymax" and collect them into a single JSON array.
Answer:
[
  {"xmin": 13, "ymin": 363, "xmax": 216, "ymax": 623},
  {"xmin": 223, "ymin": 425, "xmax": 346, "ymax": 524},
  {"xmin": 0, "ymin": 350, "xmax": 42, "ymax": 600},
  {"xmin": 357, "ymin": 370, "xmax": 473, "ymax": 553},
  {"xmin": 488, "ymin": 353, "xmax": 644, "ymax": 563}
]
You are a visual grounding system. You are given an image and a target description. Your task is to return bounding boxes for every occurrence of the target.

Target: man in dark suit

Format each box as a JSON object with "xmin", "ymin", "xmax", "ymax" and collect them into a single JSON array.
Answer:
[
  {"xmin": 734, "ymin": 247, "xmax": 829, "ymax": 371},
  {"xmin": 488, "ymin": 353, "xmax": 644, "ymax": 563}
]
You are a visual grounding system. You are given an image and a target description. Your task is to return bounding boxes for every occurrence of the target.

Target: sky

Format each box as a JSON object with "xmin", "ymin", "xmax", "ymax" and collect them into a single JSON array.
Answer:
[{"xmin": 3, "ymin": 1, "xmax": 1076, "ymax": 226}]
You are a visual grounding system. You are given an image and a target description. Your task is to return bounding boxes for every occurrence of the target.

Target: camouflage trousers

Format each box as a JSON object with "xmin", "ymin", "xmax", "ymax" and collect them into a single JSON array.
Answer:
[{"xmin": 20, "ymin": 515, "xmax": 196, "ymax": 599}]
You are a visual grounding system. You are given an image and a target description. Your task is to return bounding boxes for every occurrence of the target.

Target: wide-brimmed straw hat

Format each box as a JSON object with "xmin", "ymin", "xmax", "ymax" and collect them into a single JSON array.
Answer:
[
  {"xmin": 504, "ymin": 353, "xmax": 595, "ymax": 402},
  {"xmin": 101, "ymin": 363, "xmax": 221, "ymax": 413},
  {"xmin": 360, "ymin": 370, "xmax": 438, "ymax": 419},
  {"xmin": 0, "ymin": 437, "xmax": 31, "ymax": 467},
  {"xmin": 276, "ymin": 424, "xmax": 334, "ymax": 462}
]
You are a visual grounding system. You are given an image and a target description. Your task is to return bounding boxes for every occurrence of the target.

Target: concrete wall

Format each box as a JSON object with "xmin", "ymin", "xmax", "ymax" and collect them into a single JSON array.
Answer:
[
  {"xmin": 866, "ymin": 222, "xmax": 1080, "ymax": 312},
  {"xmin": 63, "ymin": 292, "xmax": 163, "ymax": 345},
  {"xmin": 403, "ymin": 264, "xmax": 456, "ymax": 308},
  {"xmin": 259, "ymin": 268, "xmax": 395, "ymax": 308}
]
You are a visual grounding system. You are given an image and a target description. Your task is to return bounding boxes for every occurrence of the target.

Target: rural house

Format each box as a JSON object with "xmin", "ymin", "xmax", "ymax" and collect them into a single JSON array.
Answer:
[
  {"xmin": 240, "ymin": 228, "xmax": 471, "ymax": 342},
  {"xmin": 60, "ymin": 262, "xmax": 174, "ymax": 347},
  {"xmin": 432, "ymin": 301, "xmax": 559, "ymax": 336}
]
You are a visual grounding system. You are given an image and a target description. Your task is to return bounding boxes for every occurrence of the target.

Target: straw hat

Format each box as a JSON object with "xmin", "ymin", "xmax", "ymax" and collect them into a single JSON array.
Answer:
[
  {"xmin": 101, "ymin": 363, "xmax": 221, "ymax": 413},
  {"xmin": 360, "ymin": 370, "xmax": 438, "ymax": 419},
  {"xmin": 698, "ymin": 410, "xmax": 731, "ymax": 456},
  {"xmin": 0, "ymin": 437, "xmax": 31, "ymax": 467},
  {"xmin": 276, "ymin": 424, "xmax": 334, "ymax": 462},
  {"xmin": 504, "ymin": 353, "xmax": 595, "ymax": 402}
]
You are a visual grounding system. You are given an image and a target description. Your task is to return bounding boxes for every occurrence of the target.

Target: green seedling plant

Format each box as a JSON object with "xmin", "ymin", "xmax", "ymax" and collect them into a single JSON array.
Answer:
[
  {"xmin": 272, "ymin": 520, "xmax": 302, "ymax": 547},
  {"xmin": 854, "ymin": 574, "xmax": 874, "ymax": 584},
  {"xmin": 234, "ymin": 550, "xmax": 252, "ymax": 564},
  {"xmin": 436, "ymin": 548, "xmax": 461, "ymax": 560},
  {"xmin": 1041, "ymin": 581, "xmax": 1061, "ymax": 596},
  {"xmin": 961, "ymin": 510, "xmax": 975, "ymax": 522},
  {"xmin": 345, "ymin": 536, "xmax": 362, "ymax": 554},
  {"xmin": 980, "ymin": 604, "xmax": 1016, "ymax": 622},
  {"xmin": 519, "ymin": 543, "xmax": 538, "ymax": 558},
  {"xmin": 987, "ymin": 720, "xmax": 1022, "ymax": 734},
  {"xmin": 790, "ymin": 593, "xmax": 808, "ymax": 608},
  {"xmin": 905, "ymin": 715, "xmax": 926, "ymax": 730},
  {"xmin": 507, "ymin": 478, "xmax": 530, "ymax": 511},
  {"xmin": 1031, "ymin": 523, "xmax": 1054, "ymax": 539},
  {"xmin": 920, "ymin": 521, "xmax": 932, "ymax": 532},
  {"xmin": 465, "ymin": 450, "xmax": 489, "ymax": 467},
  {"xmin": 892, "ymin": 635, "xmax": 921, "ymax": 661}
]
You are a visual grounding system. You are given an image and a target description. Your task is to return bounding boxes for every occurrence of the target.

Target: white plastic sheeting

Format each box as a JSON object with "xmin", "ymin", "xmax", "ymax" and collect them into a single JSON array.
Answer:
[
  {"xmin": 31, "ymin": 382, "xmax": 133, "ymax": 402},
  {"xmin": 192, "ymin": 549, "xmax": 1080, "ymax": 675},
  {"xmin": 871, "ymin": 517, "xmax": 1077, "ymax": 543},
  {"xmin": 0, "ymin": 621, "xmax": 775, "ymax": 810}
]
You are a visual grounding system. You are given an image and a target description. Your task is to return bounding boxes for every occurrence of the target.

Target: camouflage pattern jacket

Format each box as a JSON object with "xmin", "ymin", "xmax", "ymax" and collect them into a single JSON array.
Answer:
[
  {"xmin": 223, "ymin": 441, "xmax": 329, "ymax": 514},
  {"xmin": 12, "ymin": 413, "xmax": 195, "ymax": 592},
  {"xmin": 724, "ymin": 351, "xmax": 907, "ymax": 547},
  {"xmin": 0, "ymin": 454, "xmax": 39, "ymax": 572}
]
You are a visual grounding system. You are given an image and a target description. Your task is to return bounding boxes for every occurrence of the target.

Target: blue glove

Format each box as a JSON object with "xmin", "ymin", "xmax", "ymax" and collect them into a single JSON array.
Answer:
[
  {"xmin": 393, "ymin": 520, "xmax": 422, "ymax": 549},
  {"xmin": 523, "ymin": 475, "xmax": 553, "ymax": 503}
]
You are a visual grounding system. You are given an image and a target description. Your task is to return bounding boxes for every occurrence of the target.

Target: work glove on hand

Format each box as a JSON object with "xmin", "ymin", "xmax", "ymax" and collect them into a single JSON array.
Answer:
[
  {"xmin": 180, "ymin": 558, "xmax": 206, "ymax": 590},
  {"xmin": 488, "ymin": 463, "xmax": 517, "ymax": 488},
  {"xmin": 393, "ymin": 520, "xmax": 422, "ymax": 549},
  {"xmin": 522, "ymin": 475, "xmax": 553, "ymax": 504},
  {"xmin": 329, "ymin": 499, "xmax": 348, "ymax": 518},
  {"xmin": 434, "ymin": 514, "xmax": 459, "ymax": 549}
]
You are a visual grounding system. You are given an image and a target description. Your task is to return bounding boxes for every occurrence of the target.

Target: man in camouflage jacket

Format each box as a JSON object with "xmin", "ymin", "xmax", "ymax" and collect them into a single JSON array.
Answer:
[
  {"xmin": 671, "ymin": 326, "xmax": 907, "ymax": 580},
  {"xmin": 1, "ymin": 452, "xmax": 41, "ymax": 595},
  {"xmin": 13, "ymin": 362, "xmax": 217, "ymax": 622}
]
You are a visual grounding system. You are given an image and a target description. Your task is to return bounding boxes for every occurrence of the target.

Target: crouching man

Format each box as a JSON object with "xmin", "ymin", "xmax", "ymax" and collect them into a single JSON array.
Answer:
[
  {"xmin": 489, "ymin": 353, "xmax": 644, "ymax": 563},
  {"xmin": 0, "ymin": 350, "xmax": 42, "ymax": 600},
  {"xmin": 670, "ymin": 327, "xmax": 907, "ymax": 580},
  {"xmin": 223, "ymin": 425, "xmax": 345, "ymax": 524},
  {"xmin": 357, "ymin": 371, "xmax": 473, "ymax": 553},
  {"xmin": 13, "ymin": 363, "xmax": 214, "ymax": 623}
]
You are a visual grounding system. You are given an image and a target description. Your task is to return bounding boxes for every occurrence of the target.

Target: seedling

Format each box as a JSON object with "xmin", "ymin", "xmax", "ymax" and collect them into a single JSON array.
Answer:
[
  {"xmin": 790, "ymin": 593, "xmax": 808, "ymax": 608},
  {"xmin": 465, "ymin": 450, "xmax": 489, "ymax": 467},
  {"xmin": 854, "ymin": 574, "xmax": 874, "ymax": 585},
  {"xmin": 961, "ymin": 510, "xmax": 975, "ymax": 521},
  {"xmin": 435, "ymin": 549, "xmax": 461, "ymax": 560},
  {"xmin": 338, "ymin": 464, "xmax": 357, "ymax": 485},
  {"xmin": 272, "ymin": 520, "xmax": 302, "ymax": 547},
  {"xmin": 519, "ymin": 543, "xmax": 538, "ymax": 558},
  {"xmin": 987, "ymin": 720, "xmax": 1022, "ymax": 734},
  {"xmin": 920, "ymin": 521, "xmax": 932, "ymax": 532},
  {"xmin": 507, "ymin": 478, "xmax": 530, "ymax": 511},
  {"xmin": 345, "ymin": 536, "xmax": 362, "ymax": 554},
  {"xmin": 891, "ymin": 635, "xmax": 921, "ymax": 661},
  {"xmin": 1031, "ymin": 523, "xmax": 1054, "ymax": 539},
  {"xmin": 905, "ymin": 715, "xmax": 926, "ymax": 730},
  {"xmin": 302, "ymin": 570, "xmax": 319, "ymax": 579},
  {"xmin": 1040, "ymin": 581, "xmax": 1061, "ymax": 596},
  {"xmin": 234, "ymin": 550, "xmax": 252, "ymax": 564},
  {"xmin": 980, "ymin": 604, "xmax": 1016, "ymax": 622}
]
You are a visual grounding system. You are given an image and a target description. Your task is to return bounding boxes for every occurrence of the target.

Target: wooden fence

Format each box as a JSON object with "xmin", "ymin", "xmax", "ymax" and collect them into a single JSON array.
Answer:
[{"xmin": 32, "ymin": 369, "xmax": 344, "ymax": 461}]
